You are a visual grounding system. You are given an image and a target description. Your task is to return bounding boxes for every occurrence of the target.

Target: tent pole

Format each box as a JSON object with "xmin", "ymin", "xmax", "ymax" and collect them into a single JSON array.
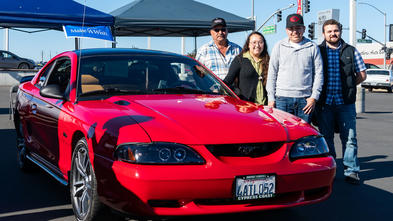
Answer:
[
  {"xmin": 4, "ymin": 28, "xmax": 9, "ymax": 51},
  {"xmin": 194, "ymin": 36, "xmax": 197, "ymax": 55},
  {"xmin": 112, "ymin": 36, "xmax": 116, "ymax": 48},
  {"xmin": 147, "ymin": 37, "xmax": 151, "ymax": 49},
  {"xmin": 75, "ymin": 38, "xmax": 79, "ymax": 50},
  {"xmin": 181, "ymin": 37, "xmax": 185, "ymax": 55}
]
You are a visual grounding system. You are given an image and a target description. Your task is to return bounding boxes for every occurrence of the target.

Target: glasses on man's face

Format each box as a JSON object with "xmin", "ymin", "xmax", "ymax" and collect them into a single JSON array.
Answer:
[{"xmin": 213, "ymin": 28, "xmax": 227, "ymax": 33}]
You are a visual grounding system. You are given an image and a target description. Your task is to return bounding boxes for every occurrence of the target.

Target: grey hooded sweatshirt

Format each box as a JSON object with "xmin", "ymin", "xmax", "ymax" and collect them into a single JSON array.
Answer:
[{"xmin": 266, "ymin": 37, "xmax": 324, "ymax": 102}]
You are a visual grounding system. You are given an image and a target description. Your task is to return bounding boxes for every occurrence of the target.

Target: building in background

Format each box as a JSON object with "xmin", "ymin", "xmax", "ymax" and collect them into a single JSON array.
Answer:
[
  {"xmin": 317, "ymin": 9, "xmax": 340, "ymax": 44},
  {"xmin": 356, "ymin": 42, "xmax": 393, "ymax": 68}
]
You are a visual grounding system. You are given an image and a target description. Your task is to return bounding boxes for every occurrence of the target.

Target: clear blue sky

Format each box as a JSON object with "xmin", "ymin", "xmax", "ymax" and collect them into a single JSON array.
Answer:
[{"xmin": 1, "ymin": 0, "xmax": 392, "ymax": 62}]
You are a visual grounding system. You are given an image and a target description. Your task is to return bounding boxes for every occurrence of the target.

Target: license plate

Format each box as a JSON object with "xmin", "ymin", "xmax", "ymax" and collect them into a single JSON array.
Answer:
[{"xmin": 234, "ymin": 174, "xmax": 275, "ymax": 201}]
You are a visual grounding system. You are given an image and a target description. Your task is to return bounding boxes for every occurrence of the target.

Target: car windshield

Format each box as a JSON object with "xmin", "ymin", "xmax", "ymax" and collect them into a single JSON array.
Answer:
[
  {"xmin": 365, "ymin": 63, "xmax": 380, "ymax": 69},
  {"xmin": 77, "ymin": 54, "xmax": 232, "ymax": 99},
  {"xmin": 367, "ymin": 70, "xmax": 390, "ymax": 75}
]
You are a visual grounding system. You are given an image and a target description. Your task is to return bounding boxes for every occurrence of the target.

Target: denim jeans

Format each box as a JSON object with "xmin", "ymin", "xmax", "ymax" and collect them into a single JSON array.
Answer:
[
  {"xmin": 315, "ymin": 103, "xmax": 360, "ymax": 176},
  {"xmin": 275, "ymin": 96, "xmax": 311, "ymax": 123}
]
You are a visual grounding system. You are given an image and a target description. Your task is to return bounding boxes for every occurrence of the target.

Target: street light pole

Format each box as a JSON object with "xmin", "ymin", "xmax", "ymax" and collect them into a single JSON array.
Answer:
[
  {"xmin": 256, "ymin": 3, "xmax": 295, "ymax": 32},
  {"xmin": 358, "ymin": 2, "xmax": 387, "ymax": 69}
]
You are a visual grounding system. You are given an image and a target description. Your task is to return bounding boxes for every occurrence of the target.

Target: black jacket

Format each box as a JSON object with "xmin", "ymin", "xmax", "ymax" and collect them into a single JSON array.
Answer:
[
  {"xmin": 318, "ymin": 39, "xmax": 357, "ymax": 104},
  {"xmin": 224, "ymin": 55, "xmax": 267, "ymax": 103}
]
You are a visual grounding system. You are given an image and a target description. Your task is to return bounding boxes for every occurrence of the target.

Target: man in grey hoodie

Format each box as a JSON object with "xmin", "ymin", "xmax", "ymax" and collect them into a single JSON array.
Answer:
[{"xmin": 266, "ymin": 13, "xmax": 323, "ymax": 123}]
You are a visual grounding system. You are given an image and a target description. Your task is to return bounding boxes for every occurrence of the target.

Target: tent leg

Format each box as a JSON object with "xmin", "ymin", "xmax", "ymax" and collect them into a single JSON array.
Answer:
[
  {"xmin": 75, "ymin": 38, "xmax": 79, "ymax": 50},
  {"xmin": 112, "ymin": 36, "xmax": 116, "ymax": 48},
  {"xmin": 194, "ymin": 36, "xmax": 197, "ymax": 54}
]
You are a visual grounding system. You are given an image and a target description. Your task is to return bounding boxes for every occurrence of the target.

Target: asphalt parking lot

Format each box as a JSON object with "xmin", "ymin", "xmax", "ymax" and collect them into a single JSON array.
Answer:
[{"xmin": 0, "ymin": 86, "xmax": 392, "ymax": 221}]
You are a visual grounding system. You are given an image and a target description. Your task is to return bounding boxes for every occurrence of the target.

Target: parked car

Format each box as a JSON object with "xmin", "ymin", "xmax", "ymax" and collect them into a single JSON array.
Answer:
[
  {"xmin": 0, "ymin": 50, "xmax": 35, "ymax": 69},
  {"xmin": 364, "ymin": 63, "xmax": 380, "ymax": 69},
  {"xmin": 361, "ymin": 69, "xmax": 393, "ymax": 93},
  {"xmin": 13, "ymin": 48, "xmax": 335, "ymax": 220}
]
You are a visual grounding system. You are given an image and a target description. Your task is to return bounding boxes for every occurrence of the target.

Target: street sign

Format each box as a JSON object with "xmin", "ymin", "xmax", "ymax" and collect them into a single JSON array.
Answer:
[
  {"xmin": 357, "ymin": 39, "xmax": 372, "ymax": 43},
  {"xmin": 262, "ymin": 25, "xmax": 276, "ymax": 35}
]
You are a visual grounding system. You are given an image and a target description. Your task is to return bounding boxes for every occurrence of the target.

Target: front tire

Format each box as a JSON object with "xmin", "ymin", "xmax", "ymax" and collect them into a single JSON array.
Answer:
[
  {"xmin": 16, "ymin": 120, "xmax": 35, "ymax": 171},
  {"xmin": 70, "ymin": 138, "xmax": 104, "ymax": 221}
]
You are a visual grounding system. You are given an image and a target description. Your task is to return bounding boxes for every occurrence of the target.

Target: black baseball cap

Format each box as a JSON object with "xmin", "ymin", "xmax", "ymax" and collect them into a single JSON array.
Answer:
[
  {"xmin": 211, "ymin": 17, "xmax": 227, "ymax": 29},
  {"xmin": 286, "ymin": 13, "xmax": 304, "ymax": 28}
]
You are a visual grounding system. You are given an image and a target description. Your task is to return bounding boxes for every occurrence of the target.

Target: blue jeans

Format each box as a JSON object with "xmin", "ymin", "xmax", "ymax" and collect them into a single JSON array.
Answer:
[
  {"xmin": 315, "ymin": 103, "xmax": 359, "ymax": 176},
  {"xmin": 275, "ymin": 96, "xmax": 311, "ymax": 123}
]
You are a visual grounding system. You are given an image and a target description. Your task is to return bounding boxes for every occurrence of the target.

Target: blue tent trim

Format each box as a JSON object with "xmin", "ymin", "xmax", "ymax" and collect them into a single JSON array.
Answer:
[{"xmin": 0, "ymin": 0, "xmax": 114, "ymax": 30}]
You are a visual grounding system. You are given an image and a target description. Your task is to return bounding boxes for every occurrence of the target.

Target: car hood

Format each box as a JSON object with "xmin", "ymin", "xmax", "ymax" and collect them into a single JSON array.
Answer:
[{"xmin": 102, "ymin": 94, "xmax": 303, "ymax": 145}]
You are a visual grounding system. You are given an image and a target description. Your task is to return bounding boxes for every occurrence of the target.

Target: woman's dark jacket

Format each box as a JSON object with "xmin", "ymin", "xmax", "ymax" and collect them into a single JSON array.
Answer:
[{"xmin": 223, "ymin": 55, "xmax": 267, "ymax": 102}]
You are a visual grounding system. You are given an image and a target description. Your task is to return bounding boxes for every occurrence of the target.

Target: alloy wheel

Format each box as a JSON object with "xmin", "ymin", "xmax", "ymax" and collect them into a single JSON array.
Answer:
[{"xmin": 71, "ymin": 143, "xmax": 93, "ymax": 220}]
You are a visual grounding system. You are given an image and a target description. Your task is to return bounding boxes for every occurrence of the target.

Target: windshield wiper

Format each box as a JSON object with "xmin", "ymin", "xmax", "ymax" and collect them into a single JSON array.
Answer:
[{"xmin": 80, "ymin": 88, "xmax": 144, "ymax": 97}]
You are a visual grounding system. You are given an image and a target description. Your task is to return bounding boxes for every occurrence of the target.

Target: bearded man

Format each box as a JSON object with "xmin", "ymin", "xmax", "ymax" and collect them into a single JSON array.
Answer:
[{"xmin": 315, "ymin": 19, "xmax": 367, "ymax": 185}]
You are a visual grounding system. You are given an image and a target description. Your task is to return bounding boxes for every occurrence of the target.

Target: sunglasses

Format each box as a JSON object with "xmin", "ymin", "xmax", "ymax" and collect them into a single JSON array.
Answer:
[{"xmin": 213, "ymin": 28, "xmax": 227, "ymax": 33}]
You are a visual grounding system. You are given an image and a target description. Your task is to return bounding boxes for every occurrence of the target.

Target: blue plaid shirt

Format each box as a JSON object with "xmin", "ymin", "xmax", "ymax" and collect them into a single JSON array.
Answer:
[
  {"xmin": 196, "ymin": 40, "xmax": 241, "ymax": 79},
  {"xmin": 325, "ymin": 44, "xmax": 366, "ymax": 105}
]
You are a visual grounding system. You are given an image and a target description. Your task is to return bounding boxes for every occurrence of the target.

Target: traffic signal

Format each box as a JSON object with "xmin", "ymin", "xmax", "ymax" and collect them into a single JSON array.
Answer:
[
  {"xmin": 308, "ymin": 22, "xmax": 315, "ymax": 40},
  {"xmin": 304, "ymin": 0, "xmax": 311, "ymax": 13},
  {"xmin": 386, "ymin": 48, "xmax": 393, "ymax": 60},
  {"xmin": 361, "ymin": 29, "xmax": 367, "ymax": 39},
  {"xmin": 277, "ymin": 10, "xmax": 282, "ymax": 23}
]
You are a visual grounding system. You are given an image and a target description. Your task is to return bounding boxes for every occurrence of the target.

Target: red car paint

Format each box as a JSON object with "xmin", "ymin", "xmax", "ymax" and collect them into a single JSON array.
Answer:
[{"xmin": 15, "ymin": 49, "xmax": 335, "ymax": 218}]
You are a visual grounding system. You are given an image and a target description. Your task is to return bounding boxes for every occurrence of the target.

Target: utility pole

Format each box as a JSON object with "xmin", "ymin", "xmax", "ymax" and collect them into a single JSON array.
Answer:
[
  {"xmin": 251, "ymin": 0, "xmax": 256, "ymax": 30},
  {"xmin": 349, "ymin": 0, "xmax": 357, "ymax": 47},
  {"xmin": 297, "ymin": 0, "xmax": 303, "ymax": 16},
  {"xmin": 350, "ymin": 0, "xmax": 364, "ymax": 113}
]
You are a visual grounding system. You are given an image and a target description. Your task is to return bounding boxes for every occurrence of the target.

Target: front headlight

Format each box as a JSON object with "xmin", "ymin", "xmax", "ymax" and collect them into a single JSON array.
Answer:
[
  {"xmin": 114, "ymin": 142, "xmax": 205, "ymax": 165},
  {"xmin": 290, "ymin": 135, "xmax": 329, "ymax": 159}
]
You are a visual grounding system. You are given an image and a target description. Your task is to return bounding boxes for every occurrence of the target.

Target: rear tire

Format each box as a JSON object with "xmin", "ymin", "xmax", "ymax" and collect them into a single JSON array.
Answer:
[
  {"xmin": 18, "ymin": 63, "xmax": 29, "ymax": 69},
  {"xmin": 70, "ymin": 138, "xmax": 105, "ymax": 221},
  {"xmin": 387, "ymin": 87, "xmax": 392, "ymax": 93},
  {"xmin": 368, "ymin": 88, "xmax": 373, "ymax": 92}
]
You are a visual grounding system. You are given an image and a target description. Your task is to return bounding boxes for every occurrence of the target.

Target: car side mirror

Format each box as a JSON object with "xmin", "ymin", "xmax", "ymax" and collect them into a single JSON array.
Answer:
[{"xmin": 40, "ymin": 84, "xmax": 65, "ymax": 100}]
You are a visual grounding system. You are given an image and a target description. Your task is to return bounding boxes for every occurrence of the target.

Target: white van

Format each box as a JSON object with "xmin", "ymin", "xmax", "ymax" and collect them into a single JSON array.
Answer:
[{"xmin": 361, "ymin": 69, "xmax": 393, "ymax": 93}]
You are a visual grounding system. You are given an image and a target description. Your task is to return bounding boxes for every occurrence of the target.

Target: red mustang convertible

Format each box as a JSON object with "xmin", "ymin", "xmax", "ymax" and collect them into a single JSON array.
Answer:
[{"xmin": 14, "ymin": 48, "xmax": 335, "ymax": 220}]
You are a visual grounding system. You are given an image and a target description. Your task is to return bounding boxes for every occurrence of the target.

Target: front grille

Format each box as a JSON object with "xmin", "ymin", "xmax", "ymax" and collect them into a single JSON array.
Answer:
[{"xmin": 206, "ymin": 142, "xmax": 284, "ymax": 158}]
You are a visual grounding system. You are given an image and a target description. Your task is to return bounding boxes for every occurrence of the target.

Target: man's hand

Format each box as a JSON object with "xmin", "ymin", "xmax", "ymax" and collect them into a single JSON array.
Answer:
[
  {"xmin": 303, "ymin": 98, "xmax": 316, "ymax": 115},
  {"xmin": 356, "ymin": 71, "xmax": 367, "ymax": 85},
  {"xmin": 268, "ymin": 101, "xmax": 275, "ymax": 108}
]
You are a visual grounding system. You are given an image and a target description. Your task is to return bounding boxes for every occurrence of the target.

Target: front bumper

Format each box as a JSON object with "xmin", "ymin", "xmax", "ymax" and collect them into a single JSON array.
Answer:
[
  {"xmin": 96, "ymin": 154, "xmax": 336, "ymax": 217},
  {"xmin": 362, "ymin": 82, "xmax": 392, "ymax": 88}
]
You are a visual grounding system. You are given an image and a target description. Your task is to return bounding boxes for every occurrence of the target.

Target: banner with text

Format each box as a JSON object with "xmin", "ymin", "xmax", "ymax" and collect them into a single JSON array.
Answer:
[{"xmin": 63, "ymin": 25, "xmax": 113, "ymax": 42}]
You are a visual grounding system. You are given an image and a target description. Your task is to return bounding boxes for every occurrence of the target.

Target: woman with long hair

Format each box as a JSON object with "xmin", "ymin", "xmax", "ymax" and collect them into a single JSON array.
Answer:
[{"xmin": 224, "ymin": 31, "xmax": 270, "ymax": 105}]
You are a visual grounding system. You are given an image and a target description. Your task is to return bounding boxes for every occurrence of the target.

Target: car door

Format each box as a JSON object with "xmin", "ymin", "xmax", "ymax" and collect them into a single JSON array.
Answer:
[
  {"xmin": 29, "ymin": 57, "xmax": 71, "ymax": 166},
  {"xmin": 0, "ymin": 52, "xmax": 12, "ymax": 68},
  {"xmin": 1, "ymin": 51, "xmax": 19, "ymax": 68}
]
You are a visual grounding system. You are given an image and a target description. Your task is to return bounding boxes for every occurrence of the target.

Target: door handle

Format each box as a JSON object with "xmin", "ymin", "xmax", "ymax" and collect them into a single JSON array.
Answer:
[{"xmin": 31, "ymin": 104, "xmax": 37, "ymax": 114}]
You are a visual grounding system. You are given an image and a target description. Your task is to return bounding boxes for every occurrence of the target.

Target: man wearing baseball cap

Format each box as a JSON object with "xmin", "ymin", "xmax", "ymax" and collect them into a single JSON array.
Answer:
[
  {"xmin": 266, "ymin": 13, "xmax": 323, "ymax": 123},
  {"xmin": 196, "ymin": 17, "xmax": 242, "ymax": 79}
]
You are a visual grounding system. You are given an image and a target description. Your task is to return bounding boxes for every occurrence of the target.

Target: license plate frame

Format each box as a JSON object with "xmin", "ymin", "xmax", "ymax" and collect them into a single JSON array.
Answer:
[{"xmin": 234, "ymin": 174, "xmax": 276, "ymax": 201}]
